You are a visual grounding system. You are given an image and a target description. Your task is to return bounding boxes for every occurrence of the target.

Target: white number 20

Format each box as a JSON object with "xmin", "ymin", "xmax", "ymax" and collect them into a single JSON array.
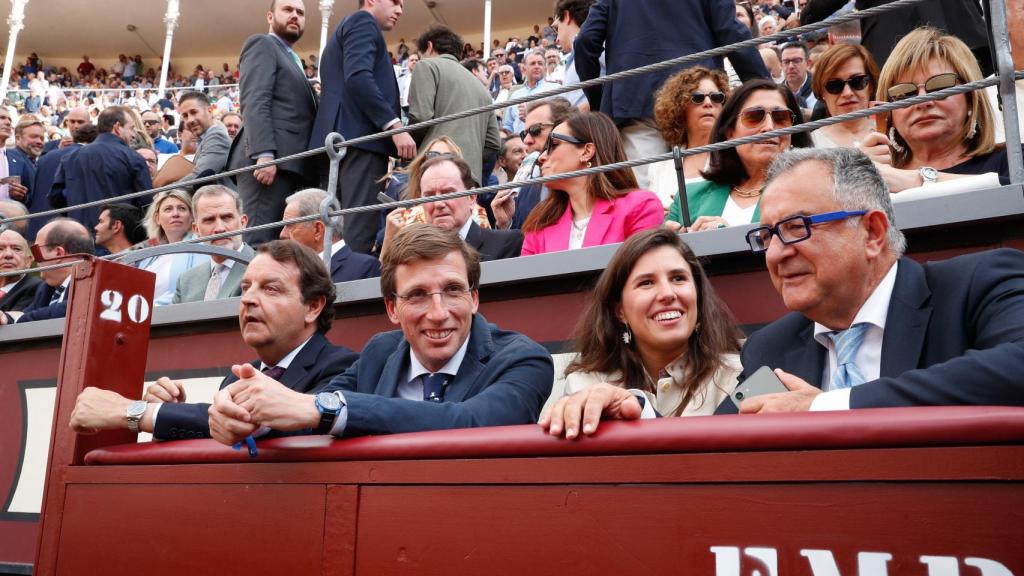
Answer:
[{"xmin": 99, "ymin": 290, "xmax": 150, "ymax": 324}]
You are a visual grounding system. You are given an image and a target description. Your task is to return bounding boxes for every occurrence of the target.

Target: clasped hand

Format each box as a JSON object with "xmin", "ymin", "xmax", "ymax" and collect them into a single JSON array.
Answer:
[{"xmin": 208, "ymin": 364, "xmax": 320, "ymax": 446}]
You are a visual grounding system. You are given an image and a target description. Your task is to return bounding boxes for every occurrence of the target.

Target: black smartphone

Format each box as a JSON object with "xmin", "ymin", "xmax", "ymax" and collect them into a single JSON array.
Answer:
[{"xmin": 730, "ymin": 366, "xmax": 787, "ymax": 407}]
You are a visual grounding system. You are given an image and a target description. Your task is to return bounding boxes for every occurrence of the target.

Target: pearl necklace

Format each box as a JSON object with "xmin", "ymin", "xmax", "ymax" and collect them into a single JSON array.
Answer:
[
  {"xmin": 731, "ymin": 184, "xmax": 763, "ymax": 198},
  {"xmin": 571, "ymin": 217, "xmax": 589, "ymax": 241}
]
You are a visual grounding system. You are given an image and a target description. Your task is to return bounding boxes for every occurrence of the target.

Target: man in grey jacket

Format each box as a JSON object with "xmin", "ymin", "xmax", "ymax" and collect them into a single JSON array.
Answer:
[{"xmin": 177, "ymin": 91, "xmax": 230, "ymax": 189}]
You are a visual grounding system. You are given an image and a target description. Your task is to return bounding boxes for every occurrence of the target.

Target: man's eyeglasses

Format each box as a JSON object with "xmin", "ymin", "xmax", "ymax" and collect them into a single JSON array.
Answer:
[
  {"xmin": 887, "ymin": 72, "xmax": 960, "ymax": 102},
  {"xmin": 519, "ymin": 122, "xmax": 554, "ymax": 140},
  {"xmin": 690, "ymin": 91, "xmax": 726, "ymax": 105},
  {"xmin": 394, "ymin": 285, "xmax": 474, "ymax": 311},
  {"xmin": 542, "ymin": 131, "xmax": 587, "ymax": 156},
  {"xmin": 745, "ymin": 210, "xmax": 867, "ymax": 253},
  {"xmin": 143, "ymin": 120, "xmax": 161, "ymax": 126},
  {"xmin": 738, "ymin": 106, "xmax": 796, "ymax": 129},
  {"xmin": 824, "ymin": 74, "xmax": 871, "ymax": 95},
  {"xmin": 781, "ymin": 57, "xmax": 805, "ymax": 67}
]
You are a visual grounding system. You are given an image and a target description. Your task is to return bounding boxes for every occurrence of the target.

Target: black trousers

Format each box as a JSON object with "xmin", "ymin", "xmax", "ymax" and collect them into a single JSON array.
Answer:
[
  {"xmin": 238, "ymin": 168, "xmax": 302, "ymax": 246},
  {"xmin": 334, "ymin": 147, "xmax": 389, "ymax": 254}
]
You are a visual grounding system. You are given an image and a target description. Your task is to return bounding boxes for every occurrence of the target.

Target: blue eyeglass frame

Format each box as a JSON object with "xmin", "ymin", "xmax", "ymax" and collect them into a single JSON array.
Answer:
[{"xmin": 745, "ymin": 210, "xmax": 868, "ymax": 253}]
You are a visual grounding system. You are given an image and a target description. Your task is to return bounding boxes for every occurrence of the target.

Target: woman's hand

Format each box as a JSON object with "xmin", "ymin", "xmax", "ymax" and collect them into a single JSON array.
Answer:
[
  {"xmin": 688, "ymin": 215, "xmax": 730, "ymax": 232},
  {"xmin": 856, "ymin": 131, "xmax": 894, "ymax": 166}
]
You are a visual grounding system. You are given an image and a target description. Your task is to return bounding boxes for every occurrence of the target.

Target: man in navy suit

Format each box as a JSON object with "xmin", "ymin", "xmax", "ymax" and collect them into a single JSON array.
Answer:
[
  {"xmin": 280, "ymin": 188, "xmax": 380, "ymax": 282},
  {"xmin": 5, "ymin": 116, "xmax": 43, "ymax": 239},
  {"xmin": 70, "ymin": 240, "xmax": 358, "ymax": 439},
  {"xmin": 1, "ymin": 218, "xmax": 94, "ymax": 325},
  {"xmin": 208, "ymin": 225, "xmax": 553, "ymax": 443},
  {"xmin": 33, "ymin": 124, "xmax": 98, "ymax": 243},
  {"xmin": 0, "ymin": 229, "xmax": 41, "ymax": 313},
  {"xmin": 310, "ymin": 0, "xmax": 417, "ymax": 255},
  {"xmin": 574, "ymin": 0, "xmax": 768, "ymax": 188},
  {"xmin": 722, "ymin": 148, "xmax": 1024, "ymax": 413},
  {"xmin": 230, "ymin": 0, "xmax": 319, "ymax": 245}
]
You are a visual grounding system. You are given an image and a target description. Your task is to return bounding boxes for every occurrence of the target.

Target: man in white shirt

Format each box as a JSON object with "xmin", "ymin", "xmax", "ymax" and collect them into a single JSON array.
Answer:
[{"xmin": 279, "ymin": 188, "xmax": 380, "ymax": 282}]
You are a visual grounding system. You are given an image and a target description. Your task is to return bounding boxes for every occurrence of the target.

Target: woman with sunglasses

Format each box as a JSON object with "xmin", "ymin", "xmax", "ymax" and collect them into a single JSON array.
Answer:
[
  {"xmin": 809, "ymin": 44, "xmax": 881, "ymax": 149},
  {"xmin": 665, "ymin": 78, "xmax": 811, "ymax": 232},
  {"xmin": 858, "ymin": 28, "xmax": 1003, "ymax": 192},
  {"xmin": 519, "ymin": 112, "xmax": 663, "ymax": 256},
  {"xmin": 541, "ymin": 228, "xmax": 743, "ymax": 436},
  {"xmin": 648, "ymin": 67, "xmax": 730, "ymax": 210}
]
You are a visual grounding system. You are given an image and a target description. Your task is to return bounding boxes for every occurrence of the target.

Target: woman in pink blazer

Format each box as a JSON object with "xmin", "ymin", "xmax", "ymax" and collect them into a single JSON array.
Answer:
[{"xmin": 520, "ymin": 112, "xmax": 665, "ymax": 256}]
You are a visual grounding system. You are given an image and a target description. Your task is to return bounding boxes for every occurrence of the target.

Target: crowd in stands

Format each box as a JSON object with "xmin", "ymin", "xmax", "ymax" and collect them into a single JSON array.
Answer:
[{"xmin": 3, "ymin": 0, "xmax": 1024, "ymax": 443}]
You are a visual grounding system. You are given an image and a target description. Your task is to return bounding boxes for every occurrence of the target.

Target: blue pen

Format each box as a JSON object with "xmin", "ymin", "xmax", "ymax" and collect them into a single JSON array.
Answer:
[{"xmin": 232, "ymin": 435, "xmax": 258, "ymax": 458}]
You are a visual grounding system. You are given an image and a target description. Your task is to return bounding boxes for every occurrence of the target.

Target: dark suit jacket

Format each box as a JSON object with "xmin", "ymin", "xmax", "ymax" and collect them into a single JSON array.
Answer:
[
  {"xmin": 321, "ymin": 313, "xmax": 553, "ymax": 437},
  {"xmin": 465, "ymin": 221, "xmax": 523, "ymax": 261},
  {"xmin": 229, "ymin": 33, "xmax": 318, "ymax": 180},
  {"xmin": 800, "ymin": 0, "xmax": 991, "ymax": 76},
  {"xmin": 510, "ymin": 182, "xmax": 545, "ymax": 231},
  {"xmin": 31, "ymin": 144, "xmax": 82, "ymax": 242},
  {"xmin": 330, "ymin": 244, "xmax": 380, "ymax": 282},
  {"xmin": 14, "ymin": 281, "xmax": 68, "ymax": 323},
  {"xmin": 575, "ymin": 0, "xmax": 768, "ymax": 122},
  {"xmin": 6, "ymin": 147, "xmax": 40, "ymax": 240},
  {"xmin": 309, "ymin": 10, "xmax": 399, "ymax": 157},
  {"xmin": 718, "ymin": 250, "xmax": 1024, "ymax": 413},
  {"xmin": 0, "ymin": 275, "xmax": 41, "ymax": 312},
  {"xmin": 152, "ymin": 332, "xmax": 358, "ymax": 440}
]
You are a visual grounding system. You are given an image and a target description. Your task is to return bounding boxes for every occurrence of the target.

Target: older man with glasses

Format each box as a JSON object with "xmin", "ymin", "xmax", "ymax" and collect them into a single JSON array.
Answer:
[{"xmin": 716, "ymin": 147, "xmax": 1024, "ymax": 414}]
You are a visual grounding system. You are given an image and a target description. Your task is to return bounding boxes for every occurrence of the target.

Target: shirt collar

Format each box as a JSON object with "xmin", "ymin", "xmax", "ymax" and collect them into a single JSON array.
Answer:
[
  {"xmin": 406, "ymin": 328, "xmax": 472, "ymax": 384},
  {"xmin": 264, "ymin": 334, "xmax": 314, "ymax": 371},
  {"xmin": 318, "ymin": 238, "xmax": 346, "ymax": 259},
  {"xmin": 457, "ymin": 217, "xmax": 473, "ymax": 240},
  {"xmin": 814, "ymin": 261, "xmax": 899, "ymax": 344}
]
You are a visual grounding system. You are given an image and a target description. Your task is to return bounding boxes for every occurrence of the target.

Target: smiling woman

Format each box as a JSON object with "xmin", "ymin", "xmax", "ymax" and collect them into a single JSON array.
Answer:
[{"xmin": 555, "ymin": 228, "xmax": 743, "ymax": 421}]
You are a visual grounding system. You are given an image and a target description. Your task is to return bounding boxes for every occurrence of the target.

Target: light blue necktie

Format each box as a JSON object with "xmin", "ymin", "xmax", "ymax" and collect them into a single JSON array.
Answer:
[
  {"xmin": 828, "ymin": 323, "xmax": 870, "ymax": 389},
  {"xmin": 422, "ymin": 373, "xmax": 448, "ymax": 403},
  {"xmin": 49, "ymin": 284, "xmax": 66, "ymax": 306}
]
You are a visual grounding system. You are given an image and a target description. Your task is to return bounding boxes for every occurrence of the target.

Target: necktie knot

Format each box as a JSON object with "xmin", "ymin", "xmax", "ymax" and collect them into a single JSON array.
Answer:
[
  {"xmin": 262, "ymin": 365, "xmax": 286, "ymax": 380},
  {"xmin": 49, "ymin": 284, "xmax": 66, "ymax": 305},
  {"xmin": 827, "ymin": 322, "xmax": 870, "ymax": 389},
  {"xmin": 422, "ymin": 373, "xmax": 448, "ymax": 403}
]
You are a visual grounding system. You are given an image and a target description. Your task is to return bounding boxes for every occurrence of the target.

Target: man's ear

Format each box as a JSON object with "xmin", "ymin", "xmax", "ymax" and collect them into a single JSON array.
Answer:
[
  {"xmin": 111, "ymin": 220, "xmax": 124, "ymax": 235},
  {"xmin": 384, "ymin": 297, "xmax": 400, "ymax": 325},
  {"xmin": 863, "ymin": 209, "xmax": 889, "ymax": 259}
]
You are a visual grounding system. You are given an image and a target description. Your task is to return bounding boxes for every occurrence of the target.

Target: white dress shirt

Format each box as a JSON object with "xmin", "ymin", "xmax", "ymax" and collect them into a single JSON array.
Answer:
[
  {"xmin": 809, "ymin": 262, "xmax": 899, "ymax": 411},
  {"xmin": 318, "ymin": 239, "xmax": 347, "ymax": 261}
]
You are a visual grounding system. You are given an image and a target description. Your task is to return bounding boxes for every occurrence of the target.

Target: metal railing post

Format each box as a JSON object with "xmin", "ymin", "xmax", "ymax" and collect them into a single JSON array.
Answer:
[
  {"xmin": 989, "ymin": 0, "xmax": 1023, "ymax": 186},
  {"xmin": 319, "ymin": 195, "xmax": 343, "ymax": 269},
  {"xmin": 323, "ymin": 132, "xmax": 348, "ymax": 268}
]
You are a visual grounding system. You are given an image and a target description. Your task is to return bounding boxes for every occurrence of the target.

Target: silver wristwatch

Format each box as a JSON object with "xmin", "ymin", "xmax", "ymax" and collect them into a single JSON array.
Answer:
[
  {"xmin": 126, "ymin": 400, "xmax": 147, "ymax": 433},
  {"xmin": 919, "ymin": 166, "xmax": 939, "ymax": 185}
]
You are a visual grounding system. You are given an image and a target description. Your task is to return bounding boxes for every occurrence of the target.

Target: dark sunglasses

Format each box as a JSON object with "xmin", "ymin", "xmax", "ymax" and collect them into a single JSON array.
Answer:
[
  {"xmin": 823, "ymin": 74, "xmax": 871, "ymax": 95},
  {"xmin": 519, "ymin": 122, "xmax": 554, "ymax": 140},
  {"xmin": 143, "ymin": 119, "xmax": 161, "ymax": 126},
  {"xmin": 738, "ymin": 106, "xmax": 795, "ymax": 128},
  {"xmin": 690, "ymin": 91, "xmax": 726, "ymax": 105},
  {"xmin": 542, "ymin": 132, "xmax": 587, "ymax": 156},
  {"xmin": 887, "ymin": 72, "xmax": 960, "ymax": 102}
]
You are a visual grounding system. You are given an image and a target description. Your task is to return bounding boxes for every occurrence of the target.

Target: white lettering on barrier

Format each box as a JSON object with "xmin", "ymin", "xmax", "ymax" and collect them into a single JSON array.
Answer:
[
  {"xmin": 99, "ymin": 290, "xmax": 150, "ymax": 324},
  {"xmin": 711, "ymin": 547, "xmax": 1015, "ymax": 576}
]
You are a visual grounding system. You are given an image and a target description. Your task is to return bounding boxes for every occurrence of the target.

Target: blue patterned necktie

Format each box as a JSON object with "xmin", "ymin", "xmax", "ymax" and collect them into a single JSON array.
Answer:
[
  {"xmin": 49, "ymin": 284, "xmax": 66, "ymax": 305},
  {"xmin": 827, "ymin": 323, "xmax": 870, "ymax": 389},
  {"xmin": 422, "ymin": 373, "xmax": 448, "ymax": 403}
]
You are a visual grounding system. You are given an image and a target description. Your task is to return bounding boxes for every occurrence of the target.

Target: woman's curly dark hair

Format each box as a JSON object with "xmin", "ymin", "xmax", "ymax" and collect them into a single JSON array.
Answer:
[{"xmin": 653, "ymin": 66, "xmax": 730, "ymax": 148}]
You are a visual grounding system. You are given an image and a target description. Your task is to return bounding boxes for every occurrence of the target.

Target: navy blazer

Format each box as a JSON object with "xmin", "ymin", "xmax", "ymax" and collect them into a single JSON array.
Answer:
[
  {"xmin": 465, "ymin": 221, "xmax": 523, "ymax": 261},
  {"xmin": 309, "ymin": 10, "xmax": 399, "ymax": 157},
  {"xmin": 321, "ymin": 313, "xmax": 553, "ymax": 437},
  {"xmin": 575, "ymin": 0, "xmax": 768, "ymax": 122},
  {"xmin": 0, "ymin": 275, "xmax": 42, "ymax": 312},
  {"xmin": 152, "ymin": 332, "xmax": 358, "ymax": 440},
  {"xmin": 718, "ymin": 250, "xmax": 1024, "ymax": 413},
  {"xmin": 331, "ymin": 244, "xmax": 380, "ymax": 282},
  {"xmin": 13, "ymin": 281, "xmax": 68, "ymax": 323},
  {"xmin": 6, "ymin": 147, "xmax": 40, "ymax": 239},
  {"xmin": 30, "ymin": 144, "xmax": 82, "ymax": 242}
]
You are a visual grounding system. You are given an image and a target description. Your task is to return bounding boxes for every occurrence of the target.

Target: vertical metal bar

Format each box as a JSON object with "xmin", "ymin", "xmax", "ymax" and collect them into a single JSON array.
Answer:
[
  {"xmin": 988, "ymin": 0, "xmax": 1023, "ymax": 186},
  {"xmin": 483, "ymin": 0, "xmax": 493, "ymax": 59},
  {"xmin": 0, "ymin": 0, "xmax": 30, "ymax": 106},
  {"xmin": 323, "ymin": 132, "xmax": 347, "ymax": 269},
  {"xmin": 158, "ymin": 0, "xmax": 179, "ymax": 97},
  {"xmin": 673, "ymin": 146, "xmax": 693, "ymax": 229}
]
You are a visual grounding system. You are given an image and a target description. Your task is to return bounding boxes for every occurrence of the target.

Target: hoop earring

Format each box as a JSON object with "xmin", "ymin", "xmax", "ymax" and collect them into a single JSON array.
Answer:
[
  {"xmin": 888, "ymin": 126, "xmax": 905, "ymax": 154},
  {"xmin": 621, "ymin": 324, "xmax": 633, "ymax": 345},
  {"xmin": 586, "ymin": 160, "xmax": 593, "ymax": 169}
]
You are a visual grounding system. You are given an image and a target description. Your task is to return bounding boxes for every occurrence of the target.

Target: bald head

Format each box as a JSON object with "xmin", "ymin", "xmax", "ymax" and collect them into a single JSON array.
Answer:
[
  {"xmin": 65, "ymin": 107, "xmax": 90, "ymax": 137},
  {"xmin": 35, "ymin": 218, "xmax": 94, "ymax": 286}
]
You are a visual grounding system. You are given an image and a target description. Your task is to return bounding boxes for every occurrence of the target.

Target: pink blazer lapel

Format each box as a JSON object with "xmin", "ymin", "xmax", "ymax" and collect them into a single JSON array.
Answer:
[{"xmin": 582, "ymin": 197, "xmax": 616, "ymax": 247}]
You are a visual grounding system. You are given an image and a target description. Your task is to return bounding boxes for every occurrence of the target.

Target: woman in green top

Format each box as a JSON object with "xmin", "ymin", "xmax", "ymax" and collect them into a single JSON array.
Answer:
[{"xmin": 666, "ymin": 79, "xmax": 812, "ymax": 232}]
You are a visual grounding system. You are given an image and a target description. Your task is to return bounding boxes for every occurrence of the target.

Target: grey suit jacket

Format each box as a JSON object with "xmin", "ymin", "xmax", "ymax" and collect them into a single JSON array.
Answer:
[
  {"xmin": 408, "ymin": 54, "xmax": 500, "ymax": 185},
  {"xmin": 228, "ymin": 33, "xmax": 318, "ymax": 179},
  {"xmin": 172, "ymin": 244, "xmax": 255, "ymax": 304},
  {"xmin": 183, "ymin": 122, "xmax": 231, "ymax": 186}
]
